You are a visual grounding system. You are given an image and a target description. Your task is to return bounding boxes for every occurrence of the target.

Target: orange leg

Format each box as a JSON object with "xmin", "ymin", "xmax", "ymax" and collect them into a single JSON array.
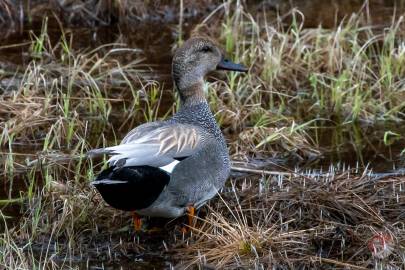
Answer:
[
  {"xmin": 187, "ymin": 205, "xmax": 195, "ymax": 227},
  {"xmin": 132, "ymin": 212, "xmax": 142, "ymax": 232},
  {"xmin": 181, "ymin": 205, "xmax": 195, "ymax": 233}
]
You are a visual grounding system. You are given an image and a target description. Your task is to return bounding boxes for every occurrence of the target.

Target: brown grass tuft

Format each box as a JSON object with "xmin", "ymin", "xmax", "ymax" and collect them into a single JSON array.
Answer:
[{"xmin": 176, "ymin": 169, "xmax": 405, "ymax": 269}]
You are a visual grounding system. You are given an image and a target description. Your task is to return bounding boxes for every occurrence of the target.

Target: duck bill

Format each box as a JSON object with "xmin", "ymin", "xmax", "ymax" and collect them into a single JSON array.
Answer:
[{"xmin": 216, "ymin": 57, "xmax": 248, "ymax": 72}]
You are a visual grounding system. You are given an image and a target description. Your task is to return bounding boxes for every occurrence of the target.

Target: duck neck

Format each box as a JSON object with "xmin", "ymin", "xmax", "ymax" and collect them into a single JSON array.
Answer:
[{"xmin": 177, "ymin": 80, "xmax": 207, "ymax": 107}]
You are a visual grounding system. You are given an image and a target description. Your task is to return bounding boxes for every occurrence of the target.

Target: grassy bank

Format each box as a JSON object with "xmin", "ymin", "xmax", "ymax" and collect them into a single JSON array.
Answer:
[{"xmin": 1, "ymin": 1, "xmax": 405, "ymax": 269}]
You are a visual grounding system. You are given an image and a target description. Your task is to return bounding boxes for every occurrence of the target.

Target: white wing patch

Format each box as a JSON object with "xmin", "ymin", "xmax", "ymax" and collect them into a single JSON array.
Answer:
[{"xmin": 159, "ymin": 160, "xmax": 180, "ymax": 173}]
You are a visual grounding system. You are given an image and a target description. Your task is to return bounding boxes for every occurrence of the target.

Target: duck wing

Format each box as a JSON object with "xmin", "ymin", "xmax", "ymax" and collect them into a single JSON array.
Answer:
[{"xmin": 87, "ymin": 122, "xmax": 203, "ymax": 171}]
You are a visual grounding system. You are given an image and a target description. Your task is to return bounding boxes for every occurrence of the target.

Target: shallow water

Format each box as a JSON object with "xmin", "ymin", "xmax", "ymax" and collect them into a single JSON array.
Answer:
[{"xmin": 1, "ymin": 1, "xmax": 405, "ymax": 269}]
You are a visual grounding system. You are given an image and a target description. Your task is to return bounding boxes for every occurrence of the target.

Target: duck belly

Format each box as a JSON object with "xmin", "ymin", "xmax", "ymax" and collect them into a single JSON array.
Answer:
[{"xmin": 135, "ymin": 202, "xmax": 186, "ymax": 218}]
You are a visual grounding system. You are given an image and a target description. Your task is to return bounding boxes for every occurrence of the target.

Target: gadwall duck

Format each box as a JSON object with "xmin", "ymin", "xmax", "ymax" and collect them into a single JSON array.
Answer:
[{"xmin": 88, "ymin": 37, "xmax": 247, "ymax": 229}]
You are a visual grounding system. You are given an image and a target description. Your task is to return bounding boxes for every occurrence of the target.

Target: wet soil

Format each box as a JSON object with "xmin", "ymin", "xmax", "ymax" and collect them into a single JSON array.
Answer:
[{"xmin": 1, "ymin": 1, "xmax": 405, "ymax": 269}]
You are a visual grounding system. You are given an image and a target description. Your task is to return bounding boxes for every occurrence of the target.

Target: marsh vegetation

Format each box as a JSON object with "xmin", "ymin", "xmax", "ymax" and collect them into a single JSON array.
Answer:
[{"xmin": 1, "ymin": 0, "xmax": 405, "ymax": 269}]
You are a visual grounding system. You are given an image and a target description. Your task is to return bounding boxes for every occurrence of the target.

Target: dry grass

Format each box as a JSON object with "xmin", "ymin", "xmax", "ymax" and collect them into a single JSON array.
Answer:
[
  {"xmin": 198, "ymin": 2, "xmax": 405, "ymax": 163},
  {"xmin": 1, "ymin": 1, "xmax": 405, "ymax": 269},
  {"xmin": 176, "ymin": 167, "xmax": 405, "ymax": 269}
]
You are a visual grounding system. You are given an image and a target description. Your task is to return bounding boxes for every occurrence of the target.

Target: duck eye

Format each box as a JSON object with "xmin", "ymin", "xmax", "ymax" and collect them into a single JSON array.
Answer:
[{"xmin": 201, "ymin": 46, "xmax": 211, "ymax": 53}]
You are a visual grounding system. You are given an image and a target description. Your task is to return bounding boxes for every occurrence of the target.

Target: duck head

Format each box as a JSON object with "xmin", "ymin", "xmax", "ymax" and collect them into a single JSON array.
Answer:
[{"xmin": 172, "ymin": 37, "xmax": 247, "ymax": 105}]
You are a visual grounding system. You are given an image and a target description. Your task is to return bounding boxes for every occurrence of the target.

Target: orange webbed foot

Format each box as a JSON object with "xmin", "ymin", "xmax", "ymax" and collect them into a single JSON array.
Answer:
[{"xmin": 132, "ymin": 212, "xmax": 142, "ymax": 232}]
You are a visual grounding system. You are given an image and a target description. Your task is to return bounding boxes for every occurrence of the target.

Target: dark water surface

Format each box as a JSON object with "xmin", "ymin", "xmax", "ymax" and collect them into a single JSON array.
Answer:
[{"xmin": 1, "ymin": 1, "xmax": 405, "ymax": 269}]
